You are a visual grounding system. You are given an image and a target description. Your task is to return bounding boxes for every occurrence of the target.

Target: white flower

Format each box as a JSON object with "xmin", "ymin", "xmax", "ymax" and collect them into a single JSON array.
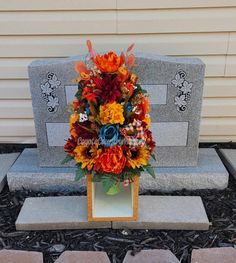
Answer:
[
  {"xmin": 41, "ymin": 82, "xmax": 52, "ymax": 95},
  {"xmin": 48, "ymin": 74, "xmax": 61, "ymax": 89},
  {"xmin": 174, "ymin": 95, "xmax": 187, "ymax": 108},
  {"xmin": 79, "ymin": 112, "xmax": 88, "ymax": 122},
  {"xmin": 171, "ymin": 73, "xmax": 184, "ymax": 88},
  {"xmin": 47, "ymin": 96, "xmax": 59, "ymax": 108},
  {"xmin": 181, "ymin": 81, "xmax": 192, "ymax": 94}
]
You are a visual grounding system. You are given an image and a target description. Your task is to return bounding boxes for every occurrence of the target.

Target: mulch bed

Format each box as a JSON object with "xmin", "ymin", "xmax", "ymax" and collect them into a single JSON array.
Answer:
[
  {"xmin": 0, "ymin": 177, "xmax": 235, "ymax": 263},
  {"xmin": 0, "ymin": 143, "xmax": 236, "ymax": 262}
]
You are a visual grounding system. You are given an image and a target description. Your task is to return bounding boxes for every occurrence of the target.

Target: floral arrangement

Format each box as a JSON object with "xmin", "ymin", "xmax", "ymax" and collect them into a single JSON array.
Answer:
[{"xmin": 62, "ymin": 41, "xmax": 156, "ymax": 194}]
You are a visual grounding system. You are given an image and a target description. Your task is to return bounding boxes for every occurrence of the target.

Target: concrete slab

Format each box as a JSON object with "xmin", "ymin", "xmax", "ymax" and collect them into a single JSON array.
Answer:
[
  {"xmin": 219, "ymin": 149, "xmax": 236, "ymax": 178},
  {"xmin": 123, "ymin": 250, "xmax": 180, "ymax": 263},
  {"xmin": 191, "ymin": 247, "xmax": 236, "ymax": 263},
  {"xmin": 8, "ymin": 148, "xmax": 228, "ymax": 193},
  {"xmin": 0, "ymin": 152, "xmax": 20, "ymax": 192},
  {"xmin": 16, "ymin": 195, "xmax": 209, "ymax": 231},
  {"xmin": 0, "ymin": 249, "xmax": 43, "ymax": 263},
  {"xmin": 112, "ymin": 196, "xmax": 209, "ymax": 230},
  {"xmin": 16, "ymin": 196, "xmax": 111, "ymax": 231},
  {"xmin": 55, "ymin": 251, "xmax": 111, "ymax": 263}
]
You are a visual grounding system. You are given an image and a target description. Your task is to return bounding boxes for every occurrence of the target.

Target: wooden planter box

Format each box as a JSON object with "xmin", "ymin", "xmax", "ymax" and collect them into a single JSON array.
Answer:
[{"xmin": 87, "ymin": 175, "xmax": 139, "ymax": 222}]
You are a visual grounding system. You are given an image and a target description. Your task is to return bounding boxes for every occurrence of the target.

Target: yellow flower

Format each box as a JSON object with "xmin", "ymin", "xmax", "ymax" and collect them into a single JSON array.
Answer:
[
  {"xmin": 99, "ymin": 102, "xmax": 125, "ymax": 125},
  {"xmin": 118, "ymin": 66, "xmax": 128, "ymax": 77},
  {"xmin": 130, "ymin": 74, "xmax": 137, "ymax": 84},
  {"xmin": 74, "ymin": 144, "xmax": 101, "ymax": 171},
  {"xmin": 69, "ymin": 113, "xmax": 79, "ymax": 129},
  {"xmin": 143, "ymin": 115, "xmax": 151, "ymax": 128},
  {"xmin": 126, "ymin": 147, "xmax": 149, "ymax": 169}
]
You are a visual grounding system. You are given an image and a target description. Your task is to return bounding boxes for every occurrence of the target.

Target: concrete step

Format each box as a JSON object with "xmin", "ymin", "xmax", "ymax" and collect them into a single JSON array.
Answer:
[
  {"xmin": 191, "ymin": 247, "xmax": 236, "ymax": 263},
  {"xmin": 55, "ymin": 251, "xmax": 110, "ymax": 263},
  {"xmin": 0, "ymin": 152, "xmax": 20, "ymax": 192},
  {"xmin": 16, "ymin": 196, "xmax": 209, "ymax": 231},
  {"xmin": 219, "ymin": 149, "xmax": 236, "ymax": 179},
  {"xmin": 123, "ymin": 250, "xmax": 180, "ymax": 263},
  {"xmin": 0, "ymin": 249, "xmax": 43, "ymax": 263},
  {"xmin": 16, "ymin": 196, "xmax": 111, "ymax": 231},
  {"xmin": 7, "ymin": 148, "xmax": 228, "ymax": 193},
  {"xmin": 112, "ymin": 196, "xmax": 209, "ymax": 230}
]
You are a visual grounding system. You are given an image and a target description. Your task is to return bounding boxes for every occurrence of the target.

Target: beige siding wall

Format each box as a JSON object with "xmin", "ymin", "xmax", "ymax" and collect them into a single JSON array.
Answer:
[{"xmin": 0, "ymin": 1, "xmax": 236, "ymax": 143}]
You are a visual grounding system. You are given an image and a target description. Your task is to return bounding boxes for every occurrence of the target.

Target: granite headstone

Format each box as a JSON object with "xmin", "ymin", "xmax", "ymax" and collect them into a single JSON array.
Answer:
[{"xmin": 28, "ymin": 53, "xmax": 205, "ymax": 167}]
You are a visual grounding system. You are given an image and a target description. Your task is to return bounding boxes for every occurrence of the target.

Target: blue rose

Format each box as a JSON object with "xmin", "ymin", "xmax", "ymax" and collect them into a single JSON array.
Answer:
[
  {"xmin": 85, "ymin": 103, "xmax": 90, "ymax": 115},
  {"xmin": 99, "ymin": 125, "xmax": 120, "ymax": 147},
  {"xmin": 125, "ymin": 102, "xmax": 133, "ymax": 113}
]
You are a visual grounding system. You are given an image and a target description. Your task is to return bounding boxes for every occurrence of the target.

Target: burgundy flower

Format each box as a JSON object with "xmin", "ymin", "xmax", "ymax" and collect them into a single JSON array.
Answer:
[
  {"xmin": 72, "ymin": 121, "xmax": 98, "ymax": 140},
  {"xmin": 146, "ymin": 130, "xmax": 155, "ymax": 153},
  {"xmin": 64, "ymin": 136, "xmax": 77, "ymax": 156},
  {"xmin": 92, "ymin": 75, "xmax": 122, "ymax": 103}
]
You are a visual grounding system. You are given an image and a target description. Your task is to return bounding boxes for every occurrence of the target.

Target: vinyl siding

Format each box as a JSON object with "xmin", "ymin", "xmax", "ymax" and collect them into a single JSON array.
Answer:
[{"xmin": 0, "ymin": 1, "xmax": 236, "ymax": 143}]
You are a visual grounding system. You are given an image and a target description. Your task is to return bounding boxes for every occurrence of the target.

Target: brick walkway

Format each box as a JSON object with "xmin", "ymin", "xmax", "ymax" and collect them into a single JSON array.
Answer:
[{"xmin": 1, "ymin": 248, "xmax": 236, "ymax": 263}]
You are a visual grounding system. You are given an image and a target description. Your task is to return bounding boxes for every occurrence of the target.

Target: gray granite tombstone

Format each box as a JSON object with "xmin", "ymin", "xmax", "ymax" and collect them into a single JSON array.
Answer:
[{"xmin": 28, "ymin": 53, "xmax": 205, "ymax": 167}]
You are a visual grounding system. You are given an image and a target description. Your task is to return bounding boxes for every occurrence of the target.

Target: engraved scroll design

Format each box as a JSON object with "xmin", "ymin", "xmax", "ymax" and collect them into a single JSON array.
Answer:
[
  {"xmin": 172, "ymin": 70, "xmax": 192, "ymax": 112},
  {"xmin": 40, "ymin": 72, "xmax": 61, "ymax": 113}
]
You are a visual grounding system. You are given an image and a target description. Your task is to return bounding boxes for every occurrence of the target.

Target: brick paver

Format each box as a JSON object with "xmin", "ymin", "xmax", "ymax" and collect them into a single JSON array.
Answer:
[
  {"xmin": 123, "ymin": 249, "xmax": 180, "ymax": 263},
  {"xmin": 55, "ymin": 251, "xmax": 111, "ymax": 263},
  {"xmin": 0, "ymin": 249, "xmax": 43, "ymax": 263},
  {"xmin": 191, "ymin": 247, "xmax": 236, "ymax": 263}
]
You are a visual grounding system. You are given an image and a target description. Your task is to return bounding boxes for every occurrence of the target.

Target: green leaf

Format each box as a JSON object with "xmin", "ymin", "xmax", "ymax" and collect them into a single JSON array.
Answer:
[
  {"xmin": 102, "ymin": 177, "xmax": 115, "ymax": 193},
  {"xmin": 75, "ymin": 84, "xmax": 83, "ymax": 100},
  {"xmin": 92, "ymin": 172, "xmax": 103, "ymax": 182},
  {"xmin": 61, "ymin": 155, "xmax": 73, "ymax": 165},
  {"xmin": 143, "ymin": 164, "xmax": 156, "ymax": 179},
  {"xmin": 106, "ymin": 182, "xmax": 121, "ymax": 195},
  {"xmin": 75, "ymin": 167, "xmax": 87, "ymax": 181},
  {"xmin": 151, "ymin": 153, "xmax": 156, "ymax": 161}
]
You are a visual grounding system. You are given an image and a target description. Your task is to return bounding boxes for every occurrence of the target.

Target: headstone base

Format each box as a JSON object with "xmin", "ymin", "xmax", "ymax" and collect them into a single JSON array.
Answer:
[
  {"xmin": 7, "ymin": 148, "xmax": 228, "ymax": 193},
  {"xmin": 16, "ymin": 196, "xmax": 209, "ymax": 231}
]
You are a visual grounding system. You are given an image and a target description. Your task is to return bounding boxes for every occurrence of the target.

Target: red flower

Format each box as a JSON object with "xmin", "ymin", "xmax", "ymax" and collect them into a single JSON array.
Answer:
[{"xmin": 82, "ymin": 86, "xmax": 99, "ymax": 104}]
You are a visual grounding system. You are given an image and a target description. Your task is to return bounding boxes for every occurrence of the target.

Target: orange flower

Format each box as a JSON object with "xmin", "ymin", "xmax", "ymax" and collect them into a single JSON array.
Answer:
[
  {"xmin": 72, "ymin": 99, "xmax": 80, "ymax": 110},
  {"xmin": 134, "ymin": 97, "xmax": 150, "ymax": 120},
  {"xmin": 94, "ymin": 51, "xmax": 122, "ymax": 73},
  {"xmin": 125, "ymin": 82, "xmax": 134, "ymax": 97},
  {"xmin": 95, "ymin": 146, "xmax": 126, "ymax": 174},
  {"xmin": 130, "ymin": 74, "xmax": 137, "ymax": 84}
]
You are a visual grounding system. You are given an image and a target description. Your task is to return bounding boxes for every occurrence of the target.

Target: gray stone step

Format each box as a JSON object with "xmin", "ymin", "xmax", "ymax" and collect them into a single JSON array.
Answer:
[
  {"xmin": 123, "ymin": 250, "xmax": 180, "ymax": 263},
  {"xmin": 219, "ymin": 149, "xmax": 236, "ymax": 179},
  {"xmin": 55, "ymin": 251, "xmax": 111, "ymax": 263},
  {"xmin": 16, "ymin": 196, "xmax": 209, "ymax": 231},
  {"xmin": 191, "ymin": 247, "xmax": 236, "ymax": 263},
  {"xmin": 8, "ymin": 148, "xmax": 228, "ymax": 193},
  {"xmin": 16, "ymin": 196, "xmax": 111, "ymax": 230},
  {"xmin": 0, "ymin": 152, "xmax": 20, "ymax": 192},
  {"xmin": 0, "ymin": 249, "xmax": 43, "ymax": 263},
  {"xmin": 112, "ymin": 196, "xmax": 209, "ymax": 230}
]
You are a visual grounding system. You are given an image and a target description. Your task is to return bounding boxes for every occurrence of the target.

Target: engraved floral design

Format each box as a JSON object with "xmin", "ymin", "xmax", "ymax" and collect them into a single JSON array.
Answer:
[
  {"xmin": 172, "ymin": 70, "xmax": 192, "ymax": 112},
  {"xmin": 40, "ymin": 72, "xmax": 61, "ymax": 113}
]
